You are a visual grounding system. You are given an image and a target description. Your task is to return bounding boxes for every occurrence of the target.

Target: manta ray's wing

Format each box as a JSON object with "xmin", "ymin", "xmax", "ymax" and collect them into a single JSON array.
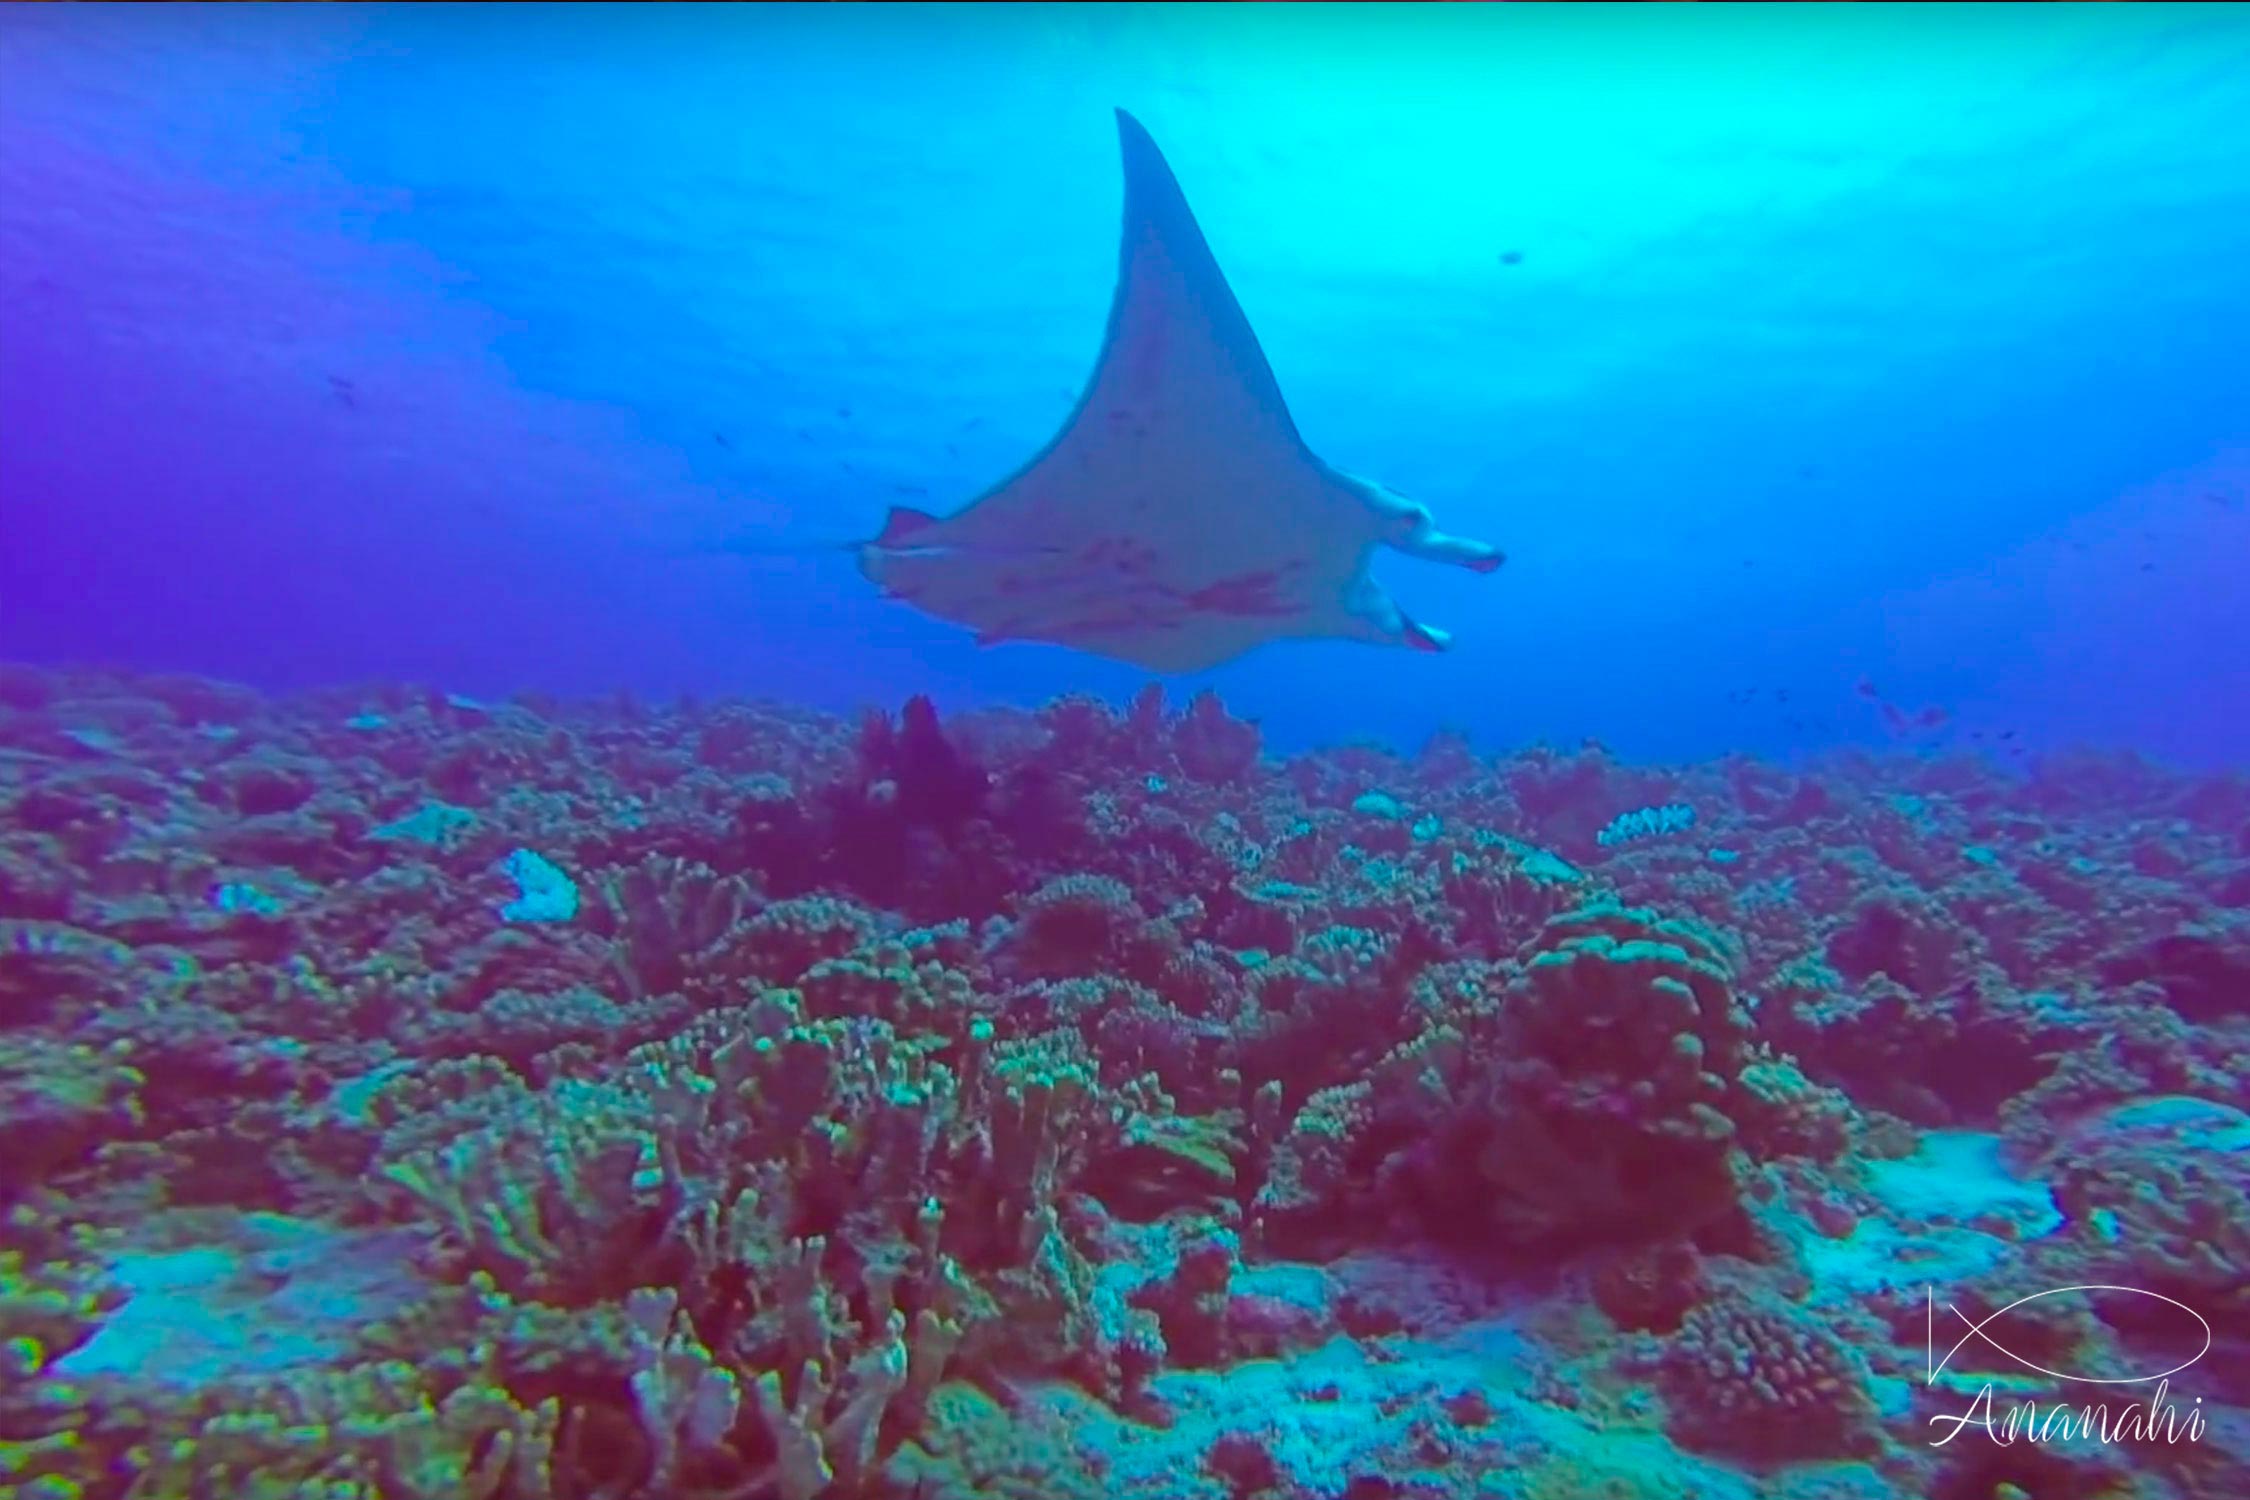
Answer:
[{"xmin": 861, "ymin": 109, "xmax": 1494, "ymax": 673}]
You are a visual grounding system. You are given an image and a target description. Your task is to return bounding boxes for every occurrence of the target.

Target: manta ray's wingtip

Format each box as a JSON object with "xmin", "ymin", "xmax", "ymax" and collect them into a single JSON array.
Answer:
[{"xmin": 1113, "ymin": 108, "xmax": 1164, "ymax": 167}]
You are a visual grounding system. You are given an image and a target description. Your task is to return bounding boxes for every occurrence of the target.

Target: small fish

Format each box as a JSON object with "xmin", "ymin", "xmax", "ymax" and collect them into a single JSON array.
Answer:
[{"xmin": 328, "ymin": 375, "xmax": 357, "ymax": 409}]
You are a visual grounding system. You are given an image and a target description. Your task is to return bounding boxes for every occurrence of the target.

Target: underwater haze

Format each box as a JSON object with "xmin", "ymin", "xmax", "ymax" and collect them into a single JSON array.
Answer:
[
  {"xmin": 5, "ymin": 2, "xmax": 2248, "ymax": 762},
  {"xmin": 8, "ymin": 7, "xmax": 2250, "ymax": 1500}
]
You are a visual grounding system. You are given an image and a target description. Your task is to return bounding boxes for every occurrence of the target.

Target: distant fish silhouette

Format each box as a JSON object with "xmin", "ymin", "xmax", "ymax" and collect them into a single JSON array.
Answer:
[{"xmin": 855, "ymin": 110, "xmax": 1506, "ymax": 673}]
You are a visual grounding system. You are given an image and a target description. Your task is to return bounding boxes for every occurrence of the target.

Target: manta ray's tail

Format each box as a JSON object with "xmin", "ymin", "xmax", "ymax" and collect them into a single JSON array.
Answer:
[
  {"xmin": 684, "ymin": 507, "xmax": 933, "ymax": 558},
  {"xmin": 683, "ymin": 533, "xmax": 860, "ymax": 559},
  {"xmin": 692, "ymin": 507, "xmax": 1067, "ymax": 561}
]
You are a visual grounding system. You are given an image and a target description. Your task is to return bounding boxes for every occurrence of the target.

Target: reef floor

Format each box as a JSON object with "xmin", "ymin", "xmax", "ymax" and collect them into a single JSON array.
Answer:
[{"xmin": 2, "ymin": 665, "xmax": 2246, "ymax": 1499}]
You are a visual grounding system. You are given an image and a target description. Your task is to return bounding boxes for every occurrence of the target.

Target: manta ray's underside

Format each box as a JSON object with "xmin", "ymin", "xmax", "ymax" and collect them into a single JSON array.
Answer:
[{"xmin": 859, "ymin": 109, "xmax": 1503, "ymax": 674}]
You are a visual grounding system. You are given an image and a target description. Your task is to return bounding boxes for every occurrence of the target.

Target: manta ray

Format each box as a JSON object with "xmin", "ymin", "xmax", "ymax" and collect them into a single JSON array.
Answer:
[{"xmin": 859, "ymin": 109, "xmax": 1504, "ymax": 674}]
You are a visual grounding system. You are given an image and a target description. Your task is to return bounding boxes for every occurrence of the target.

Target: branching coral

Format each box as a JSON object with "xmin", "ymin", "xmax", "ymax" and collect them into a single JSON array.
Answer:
[
  {"xmin": 358, "ymin": 996, "xmax": 1142, "ymax": 1493},
  {"xmin": 123, "ymin": 1359, "xmax": 559, "ymax": 1500},
  {"xmin": 376, "ymin": 1074, "xmax": 677, "ymax": 1304},
  {"xmin": 796, "ymin": 943, "xmax": 979, "ymax": 1035},
  {"xmin": 584, "ymin": 855, "xmax": 759, "ymax": 1001},
  {"xmin": 710, "ymin": 896, "xmax": 882, "ymax": 991},
  {"xmin": 1, "ymin": 1203, "xmax": 121, "ymax": 1497},
  {"xmin": 1005, "ymin": 873, "xmax": 1148, "ymax": 979},
  {"xmin": 1252, "ymin": 1081, "xmax": 1379, "ymax": 1258}
]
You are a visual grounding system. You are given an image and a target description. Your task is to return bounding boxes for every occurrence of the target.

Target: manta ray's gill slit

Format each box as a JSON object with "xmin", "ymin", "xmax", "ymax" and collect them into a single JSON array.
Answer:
[
  {"xmin": 990, "ymin": 547, "xmax": 1168, "ymax": 617},
  {"xmin": 1060, "ymin": 604, "xmax": 1182, "ymax": 641},
  {"xmin": 1184, "ymin": 571, "xmax": 1293, "ymax": 619}
]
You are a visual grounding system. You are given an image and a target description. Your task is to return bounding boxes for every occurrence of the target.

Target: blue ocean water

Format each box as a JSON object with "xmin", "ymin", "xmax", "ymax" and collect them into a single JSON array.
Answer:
[{"xmin": 5, "ymin": 2, "xmax": 2246, "ymax": 764}]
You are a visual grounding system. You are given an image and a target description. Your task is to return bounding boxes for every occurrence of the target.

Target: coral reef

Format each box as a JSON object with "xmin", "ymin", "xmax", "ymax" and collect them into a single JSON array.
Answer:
[
  {"xmin": 2, "ymin": 663, "xmax": 2246, "ymax": 1498},
  {"xmin": 1656, "ymin": 1289, "xmax": 1882, "ymax": 1464}
]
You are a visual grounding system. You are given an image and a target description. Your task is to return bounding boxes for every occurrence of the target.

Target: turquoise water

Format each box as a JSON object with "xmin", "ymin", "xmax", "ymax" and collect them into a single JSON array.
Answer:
[{"xmin": 5, "ymin": 2, "xmax": 2246, "ymax": 763}]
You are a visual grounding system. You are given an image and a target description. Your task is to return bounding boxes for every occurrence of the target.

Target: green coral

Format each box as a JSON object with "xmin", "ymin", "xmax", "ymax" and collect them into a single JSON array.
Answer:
[
  {"xmin": 377, "ymin": 1074, "xmax": 674, "ymax": 1304},
  {"xmin": 1, "ymin": 1207, "xmax": 124, "ymax": 1500},
  {"xmin": 711, "ymin": 896, "xmax": 881, "ymax": 990},
  {"xmin": 0, "ymin": 1206, "xmax": 117, "ymax": 1368},
  {"xmin": 123, "ymin": 1361, "xmax": 557, "ymax": 1500},
  {"xmin": 797, "ymin": 943, "xmax": 981, "ymax": 1034},
  {"xmin": 886, "ymin": 1382, "xmax": 1111, "ymax": 1500},
  {"xmin": 585, "ymin": 854, "xmax": 759, "ymax": 1001},
  {"xmin": 353, "ymin": 995, "xmax": 1133, "ymax": 1493},
  {"xmin": 1252, "ymin": 1081, "xmax": 1376, "ymax": 1256}
]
